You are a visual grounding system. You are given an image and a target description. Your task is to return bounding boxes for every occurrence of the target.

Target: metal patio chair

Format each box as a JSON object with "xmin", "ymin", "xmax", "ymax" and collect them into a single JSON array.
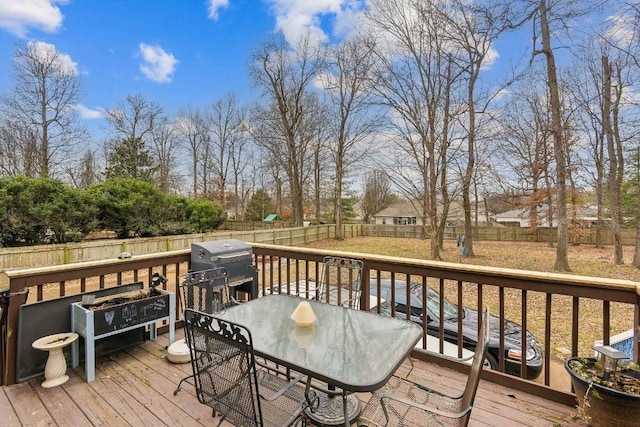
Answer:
[
  {"xmin": 301, "ymin": 256, "xmax": 364, "ymax": 426},
  {"xmin": 358, "ymin": 306, "xmax": 491, "ymax": 427},
  {"xmin": 313, "ymin": 256, "xmax": 363, "ymax": 309},
  {"xmin": 173, "ymin": 267, "xmax": 233, "ymax": 395},
  {"xmin": 181, "ymin": 267, "xmax": 234, "ymax": 314},
  {"xmin": 184, "ymin": 309, "xmax": 313, "ymax": 427}
]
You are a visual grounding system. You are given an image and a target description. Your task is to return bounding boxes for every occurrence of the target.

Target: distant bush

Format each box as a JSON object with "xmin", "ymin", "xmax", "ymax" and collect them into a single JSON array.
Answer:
[
  {"xmin": 0, "ymin": 176, "xmax": 227, "ymax": 246},
  {"xmin": 186, "ymin": 198, "xmax": 227, "ymax": 232}
]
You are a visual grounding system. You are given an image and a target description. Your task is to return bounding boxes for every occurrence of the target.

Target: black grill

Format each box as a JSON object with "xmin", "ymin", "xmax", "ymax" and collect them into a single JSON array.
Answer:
[{"xmin": 190, "ymin": 240, "xmax": 257, "ymax": 299}]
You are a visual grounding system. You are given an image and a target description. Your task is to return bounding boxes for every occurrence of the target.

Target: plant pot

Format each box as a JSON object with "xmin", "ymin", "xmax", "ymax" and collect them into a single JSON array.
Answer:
[{"xmin": 565, "ymin": 357, "xmax": 640, "ymax": 427}]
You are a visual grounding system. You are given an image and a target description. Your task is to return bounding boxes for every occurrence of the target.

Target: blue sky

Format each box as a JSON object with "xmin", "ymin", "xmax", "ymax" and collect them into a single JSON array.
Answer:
[
  {"xmin": 0, "ymin": 0, "xmax": 366, "ymax": 141},
  {"xmin": 0, "ymin": 0, "xmax": 617, "ymax": 146}
]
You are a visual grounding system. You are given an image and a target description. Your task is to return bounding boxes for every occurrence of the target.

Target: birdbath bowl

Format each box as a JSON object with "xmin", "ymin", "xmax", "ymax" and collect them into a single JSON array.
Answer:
[{"xmin": 32, "ymin": 332, "xmax": 79, "ymax": 388}]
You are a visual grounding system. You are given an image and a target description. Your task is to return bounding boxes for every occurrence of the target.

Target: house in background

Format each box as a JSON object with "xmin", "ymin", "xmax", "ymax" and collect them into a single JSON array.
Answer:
[
  {"xmin": 374, "ymin": 199, "xmax": 493, "ymax": 226},
  {"xmin": 493, "ymin": 208, "xmax": 549, "ymax": 228},
  {"xmin": 493, "ymin": 204, "xmax": 602, "ymax": 228},
  {"xmin": 374, "ymin": 201, "xmax": 421, "ymax": 225}
]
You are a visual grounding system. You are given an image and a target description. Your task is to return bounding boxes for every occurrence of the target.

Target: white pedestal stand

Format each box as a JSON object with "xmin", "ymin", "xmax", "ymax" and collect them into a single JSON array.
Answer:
[{"xmin": 32, "ymin": 332, "xmax": 79, "ymax": 388}]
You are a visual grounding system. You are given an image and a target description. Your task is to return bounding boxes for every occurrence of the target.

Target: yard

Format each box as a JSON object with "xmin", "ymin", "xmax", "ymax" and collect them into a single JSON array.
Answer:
[
  {"xmin": 300, "ymin": 237, "xmax": 640, "ymax": 390},
  {"xmin": 301, "ymin": 237, "xmax": 640, "ymax": 282}
]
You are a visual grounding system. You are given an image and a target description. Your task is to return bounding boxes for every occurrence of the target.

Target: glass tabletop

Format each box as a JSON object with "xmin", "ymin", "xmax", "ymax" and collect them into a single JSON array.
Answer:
[{"xmin": 215, "ymin": 294, "xmax": 423, "ymax": 391}]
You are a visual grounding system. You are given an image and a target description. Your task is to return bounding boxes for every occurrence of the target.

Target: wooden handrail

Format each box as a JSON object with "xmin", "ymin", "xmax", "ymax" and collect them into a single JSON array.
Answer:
[{"xmin": 2, "ymin": 241, "xmax": 639, "ymax": 411}]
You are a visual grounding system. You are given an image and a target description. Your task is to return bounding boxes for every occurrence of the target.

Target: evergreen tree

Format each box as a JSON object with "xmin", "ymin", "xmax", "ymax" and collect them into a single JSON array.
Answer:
[
  {"xmin": 105, "ymin": 137, "xmax": 156, "ymax": 181},
  {"xmin": 245, "ymin": 189, "xmax": 274, "ymax": 221}
]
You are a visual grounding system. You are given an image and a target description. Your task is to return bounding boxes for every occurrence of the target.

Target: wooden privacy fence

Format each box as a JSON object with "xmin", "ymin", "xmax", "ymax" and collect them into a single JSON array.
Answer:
[
  {"xmin": 0, "ymin": 224, "xmax": 359, "ymax": 273},
  {"xmin": 0, "ymin": 223, "xmax": 633, "ymax": 274}
]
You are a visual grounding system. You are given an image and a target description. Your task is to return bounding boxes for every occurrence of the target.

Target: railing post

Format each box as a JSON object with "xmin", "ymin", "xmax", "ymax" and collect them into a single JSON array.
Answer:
[
  {"xmin": 360, "ymin": 260, "xmax": 371, "ymax": 311},
  {"xmin": 2, "ymin": 277, "xmax": 29, "ymax": 386},
  {"xmin": 635, "ymin": 295, "xmax": 640, "ymax": 364}
]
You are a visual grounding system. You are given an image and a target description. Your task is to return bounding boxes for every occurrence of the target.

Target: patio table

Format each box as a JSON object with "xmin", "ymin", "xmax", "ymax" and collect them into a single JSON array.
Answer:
[{"xmin": 215, "ymin": 293, "xmax": 422, "ymax": 426}]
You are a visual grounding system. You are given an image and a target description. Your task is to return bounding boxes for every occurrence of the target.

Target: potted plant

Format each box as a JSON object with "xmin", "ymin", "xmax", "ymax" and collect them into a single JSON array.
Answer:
[{"xmin": 565, "ymin": 346, "xmax": 640, "ymax": 427}]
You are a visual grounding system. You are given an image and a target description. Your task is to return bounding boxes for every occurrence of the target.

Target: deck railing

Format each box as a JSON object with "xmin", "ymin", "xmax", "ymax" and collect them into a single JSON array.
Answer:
[
  {"xmin": 2, "ymin": 242, "xmax": 639, "ymax": 409},
  {"xmin": 251, "ymin": 243, "xmax": 640, "ymax": 406}
]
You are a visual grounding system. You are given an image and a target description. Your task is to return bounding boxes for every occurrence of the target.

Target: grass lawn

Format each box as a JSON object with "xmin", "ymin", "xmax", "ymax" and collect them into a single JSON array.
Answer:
[
  {"xmin": 301, "ymin": 237, "xmax": 640, "ymax": 282},
  {"xmin": 299, "ymin": 237, "xmax": 639, "ymax": 367}
]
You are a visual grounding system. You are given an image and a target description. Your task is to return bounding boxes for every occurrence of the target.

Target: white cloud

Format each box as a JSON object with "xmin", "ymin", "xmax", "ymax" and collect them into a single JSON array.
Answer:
[
  {"xmin": 207, "ymin": 0, "xmax": 229, "ymax": 21},
  {"xmin": 481, "ymin": 46, "xmax": 499, "ymax": 70},
  {"xmin": 266, "ymin": 0, "xmax": 366, "ymax": 47},
  {"xmin": 73, "ymin": 103, "xmax": 102, "ymax": 119},
  {"xmin": 605, "ymin": 12, "xmax": 637, "ymax": 47},
  {"xmin": 138, "ymin": 43, "xmax": 179, "ymax": 83},
  {"xmin": 0, "ymin": 0, "xmax": 67, "ymax": 37},
  {"xmin": 30, "ymin": 41, "xmax": 78, "ymax": 75}
]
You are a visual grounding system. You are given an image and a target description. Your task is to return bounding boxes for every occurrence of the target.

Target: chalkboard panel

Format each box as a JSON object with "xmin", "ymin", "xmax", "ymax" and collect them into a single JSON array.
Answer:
[
  {"xmin": 17, "ymin": 283, "xmax": 146, "ymax": 383},
  {"xmin": 88, "ymin": 290, "xmax": 170, "ymax": 336}
]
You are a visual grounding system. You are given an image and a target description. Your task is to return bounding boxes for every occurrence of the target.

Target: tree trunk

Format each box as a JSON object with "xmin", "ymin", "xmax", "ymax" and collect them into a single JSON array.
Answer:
[
  {"xmin": 602, "ymin": 55, "xmax": 623, "ymax": 265},
  {"xmin": 540, "ymin": 0, "xmax": 569, "ymax": 271},
  {"xmin": 633, "ymin": 183, "xmax": 640, "ymax": 267},
  {"xmin": 335, "ymin": 152, "xmax": 343, "ymax": 240},
  {"xmin": 462, "ymin": 69, "xmax": 477, "ymax": 257}
]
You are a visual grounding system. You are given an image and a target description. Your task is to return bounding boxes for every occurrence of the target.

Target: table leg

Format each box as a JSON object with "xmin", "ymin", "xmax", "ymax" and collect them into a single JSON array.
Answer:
[
  {"xmin": 305, "ymin": 386, "xmax": 361, "ymax": 427},
  {"xmin": 342, "ymin": 391, "xmax": 349, "ymax": 427}
]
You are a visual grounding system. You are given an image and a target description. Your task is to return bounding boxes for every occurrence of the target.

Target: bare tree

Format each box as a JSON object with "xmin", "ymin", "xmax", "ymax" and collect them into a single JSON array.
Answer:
[
  {"xmin": 496, "ymin": 73, "xmax": 555, "ymax": 237},
  {"xmin": 249, "ymin": 34, "xmax": 325, "ymax": 226},
  {"xmin": 65, "ymin": 149, "xmax": 101, "ymax": 189},
  {"xmin": 229, "ymin": 136, "xmax": 253, "ymax": 220},
  {"xmin": 0, "ymin": 119, "xmax": 38, "ymax": 177},
  {"xmin": 104, "ymin": 94, "xmax": 163, "ymax": 142},
  {"xmin": 1, "ymin": 42, "xmax": 87, "ymax": 178},
  {"xmin": 103, "ymin": 94, "xmax": 164, "ymax": 181},
  {"xmin": 306, "ymin": 103, "xmax": 332, "ymax": 224},
  {"xmin": 175, "ymin": 106, "xmax": 209, "ymax": 197},
  {"xmin": 602, "ymin": 55, "xmax": 627, "ymax": 265},
  {"xmin": 366, "ymin": 0, "xmax": 466, "ymax": 259},
  {"xmin": 150, "ymin": 117, "xmax": 183, "ymax": 194},
  {"xmin": 567, "ymin": 40, "xmax": 609, "ymax": 249},
  {"xmin": 535, "ymin": 0, "xmax": 572, "ymax": 269},
  {"xmin": 602, "ymin": 2, "xmax": 640, "ymax": 267},
  {"xmin": 321, "ymin": 35, "xmax": 381, "ymax": 239},
  {"xmin": 524, "ymin": 0, "xmax": 604, "ymax": 269},
  {"xmin": 437, "ymin": 0, "xmax": 516, "ymax": 257},
  {"xmin": 205, "ymin": 93, "xmax": 247, "ymax": 206},
  {"xmin": 362, "ymin": 170, "xmax": 396, "ymax": 223}
]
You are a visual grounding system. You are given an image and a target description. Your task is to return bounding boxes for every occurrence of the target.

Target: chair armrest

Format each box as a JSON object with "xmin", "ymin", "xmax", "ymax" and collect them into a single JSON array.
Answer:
[
  {"xmin": 258, "ymin": 371, "xmax": 308, "ymax": 402},
  {"xmin": 417, "ymin": 347, "xmax": 476, "ymax": 364},
  {"xmin": 388, "ymin": 375, "xmax": 458, "ymax": 400},
  {"xmin": 380, "ymin": 392, "xmax": 471, "ymax": 421}
]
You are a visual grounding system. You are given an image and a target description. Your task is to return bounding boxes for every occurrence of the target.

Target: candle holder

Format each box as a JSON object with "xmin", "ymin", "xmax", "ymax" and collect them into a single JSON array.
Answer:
[{"xmin": 290, "ymin": 300, "xmax": 316, "ymax": 328}]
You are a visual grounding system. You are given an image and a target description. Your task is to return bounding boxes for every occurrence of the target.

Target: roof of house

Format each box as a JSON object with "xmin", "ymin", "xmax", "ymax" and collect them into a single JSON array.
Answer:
[
  {"xmin": 263, "ymin": 214, "xmax": 281, "ymax": 222},
  {"xmin": 375, "ymin": 201, "xmax": 421, "ymax": 217},
  {"xmin": 494, "ymin": 204, "xmax": 602, "ymax": 221}
]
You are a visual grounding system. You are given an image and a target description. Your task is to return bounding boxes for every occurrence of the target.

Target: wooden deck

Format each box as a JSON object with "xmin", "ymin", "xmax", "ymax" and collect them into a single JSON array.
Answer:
[{"xmin": 1, "ymin": 330, "xmax": 586, "ymax": 427}]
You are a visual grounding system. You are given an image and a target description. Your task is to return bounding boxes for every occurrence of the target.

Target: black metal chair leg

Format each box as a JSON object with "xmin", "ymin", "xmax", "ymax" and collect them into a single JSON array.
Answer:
[{"xmin": 173, "ymin": 373, "xmax": 194, "ymax": 395}]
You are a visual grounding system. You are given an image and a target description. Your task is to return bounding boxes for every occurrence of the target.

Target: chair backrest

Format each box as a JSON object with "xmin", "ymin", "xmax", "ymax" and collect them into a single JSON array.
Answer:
[
  {"xmin": 460, "ymin": 306, "xmax": 490, "ymax": 414},
  {"xmin": 184, "ymin": 308, "xmax": 263, "ymax": 427},
  {"xmin": 317, "ymin": 256, "xmax": 363, "ymax": 309},
  {"xmin": 180, "ymin": 267, "xmax": 230, "ymax": 314}
]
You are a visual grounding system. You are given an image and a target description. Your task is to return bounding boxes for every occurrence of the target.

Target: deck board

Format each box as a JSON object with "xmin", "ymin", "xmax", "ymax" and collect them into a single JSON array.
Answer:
[
  {"xmin": 1, "ymin": 331, "xmax": 587, "ymax": 427},
  {"xmin": 0, "ymin": 377, "xmax": 21, "ymax": 427},
  {"xmin": 32, "ymin": 378, "xmax": 93, "ymax": 426},
  {"xmin": 3, "ymin": 380, "xmax": 57, "ymax": 426}
]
